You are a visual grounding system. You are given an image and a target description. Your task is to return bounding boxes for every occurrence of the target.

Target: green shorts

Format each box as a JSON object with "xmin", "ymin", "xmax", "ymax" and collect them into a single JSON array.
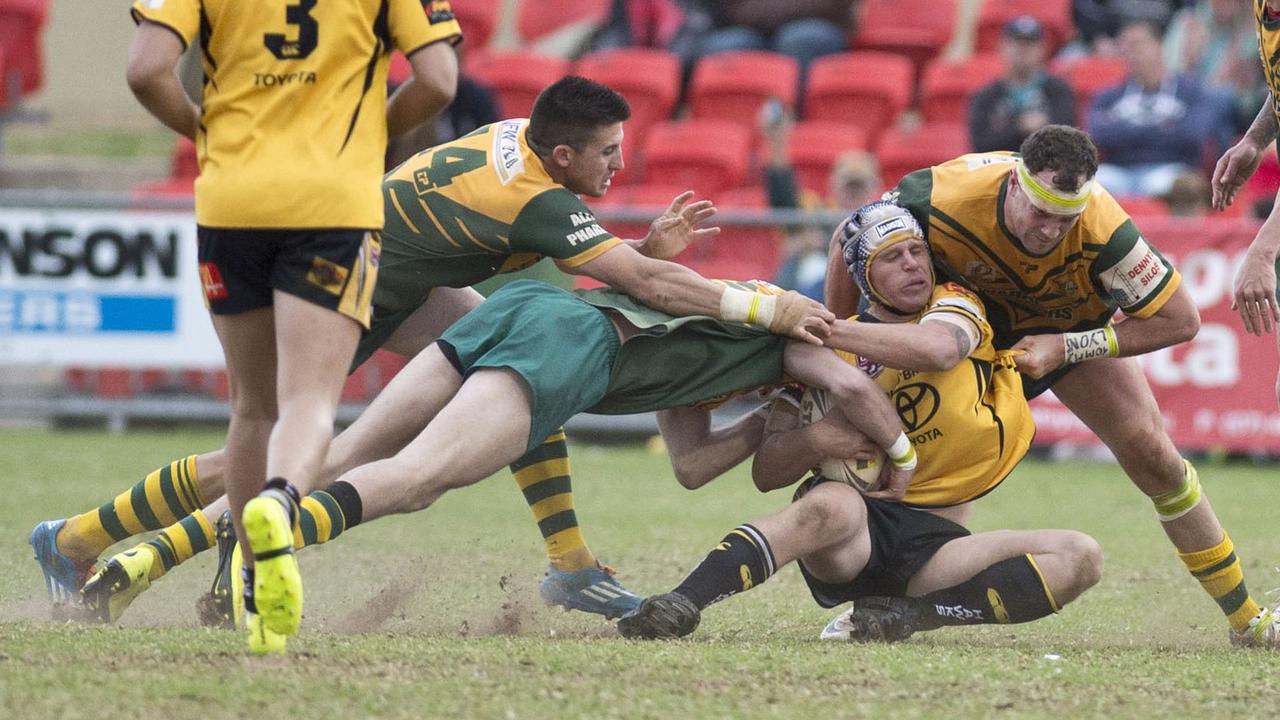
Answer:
[{"xmin": 436, "ymin": 280, "xmax": 620, "ymax": 453}]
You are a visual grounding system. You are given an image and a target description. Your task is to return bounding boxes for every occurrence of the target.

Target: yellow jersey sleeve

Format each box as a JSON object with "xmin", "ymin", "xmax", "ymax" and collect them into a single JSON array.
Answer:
[
  {"xmin": 919, "ymin": 282, "xmax": 993, "ymax": 354},
  {"xmin": 389, "ymin": 0, "xmax": 462, "ymax": 56},
  {"xmin": 130, "ymin": 0, "xmax": 200, "ymax": 47}
]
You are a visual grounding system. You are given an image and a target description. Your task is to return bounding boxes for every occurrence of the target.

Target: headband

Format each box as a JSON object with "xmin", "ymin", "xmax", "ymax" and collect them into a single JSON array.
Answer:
[{"xmin": 1016, "ymin": 160, "xmax": 1091, "ymax": 216}]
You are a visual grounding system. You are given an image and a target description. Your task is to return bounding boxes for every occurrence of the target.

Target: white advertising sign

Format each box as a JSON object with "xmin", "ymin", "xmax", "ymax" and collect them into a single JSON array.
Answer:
[{"xmin": 0, "ymin": 208, "xmax": 224, "ymax": 368}]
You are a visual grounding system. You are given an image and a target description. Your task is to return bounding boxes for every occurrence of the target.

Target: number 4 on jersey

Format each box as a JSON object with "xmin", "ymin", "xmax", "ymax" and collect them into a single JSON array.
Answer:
[{"xmin": 413, "ymin": 147, "xmax": 488, "ymax": 193}]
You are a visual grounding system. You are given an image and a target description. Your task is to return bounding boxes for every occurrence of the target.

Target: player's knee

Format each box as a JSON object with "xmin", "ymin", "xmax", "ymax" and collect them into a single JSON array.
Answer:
[
  {"xmin": 1061, "ymin": 531, "xmax": 1104, "ymax": 591},
  {"xmin": 794, "ymin": 487, "xmax": 863, "ymax": 544}
]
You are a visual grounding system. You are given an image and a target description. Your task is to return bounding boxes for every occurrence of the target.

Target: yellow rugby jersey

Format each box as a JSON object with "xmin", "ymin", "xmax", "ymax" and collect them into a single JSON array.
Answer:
[
  {"xmin": 1255, "ymin": 1, "xmax": 1280, "ymax": 140},
  {"xmin": 375, "ymin": 119, "xmax": 623, "ymax": 310},
  {"xmin": 834, "ymin": 283, "xmax": 1034, "ymax": 507},
  {"xmin": 892, "ymin": 153, "xmax": 1182, "ymax": 347},
  {"xmin": 131, "ymin": 0, "xmax": 461, "ymax": 229}
]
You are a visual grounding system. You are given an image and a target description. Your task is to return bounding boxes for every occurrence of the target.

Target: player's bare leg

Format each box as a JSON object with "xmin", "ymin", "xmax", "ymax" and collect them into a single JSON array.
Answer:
[
  {"xmin": 1053, "ymin": 357, "xmax": 1278, "ymax": 646},
  {"xmin": 333, "ymin": 363, "xmax": 531, "ymax": 520}
]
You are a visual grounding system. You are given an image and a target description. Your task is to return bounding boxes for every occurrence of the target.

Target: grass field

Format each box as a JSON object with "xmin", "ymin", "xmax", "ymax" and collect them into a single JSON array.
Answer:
[{"xmin": 2, "ymin": 428, "xmax": 1278, "ymax": 719}]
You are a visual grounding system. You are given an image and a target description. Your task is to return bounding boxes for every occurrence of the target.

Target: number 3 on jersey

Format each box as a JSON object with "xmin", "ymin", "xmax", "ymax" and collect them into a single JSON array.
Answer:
[
  {"xmin": 412, "ymin": 147, "xmax": 488, "ymax": 193},
  {"xmin": 265, "ymin": 0, "xmax": 318, "ymax": 60}
]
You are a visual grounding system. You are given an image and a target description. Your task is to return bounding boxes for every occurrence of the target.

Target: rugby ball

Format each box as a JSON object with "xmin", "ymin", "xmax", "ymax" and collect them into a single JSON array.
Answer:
[{"xmin": 797, "ymin": 387, "xmax": 885, "ymax": 492}]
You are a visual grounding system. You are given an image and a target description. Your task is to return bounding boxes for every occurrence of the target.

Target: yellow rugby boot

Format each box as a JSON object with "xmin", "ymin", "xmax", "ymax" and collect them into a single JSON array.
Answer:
[
  {"xmin": 81, "ymin": 548, "xmax": 155, "ymax": 624},
  {"xmin": 243, "ymin": 491, "xmax": 302, "ymax": 637}
]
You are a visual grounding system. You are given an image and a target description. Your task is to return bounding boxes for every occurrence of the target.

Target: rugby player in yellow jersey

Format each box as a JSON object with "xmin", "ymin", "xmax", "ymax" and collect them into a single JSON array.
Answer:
[
  {"xmin": 824, "ymin": 125, "xmax": 1280, "ymax": 648},
  {"xmin": 617, "ymin": 201, "xmax": 1102, "ymax": 641},
  {"xmin": 45, "ymin": 77, "xmax": 831, "ymax": 629},
  {"xmin": 1213, "ymin": 4, "xmax": 1280, "ymax": 409},
  {"xmin": 78, "ymin": 0, "xmax": 463, "ymax": 651}
]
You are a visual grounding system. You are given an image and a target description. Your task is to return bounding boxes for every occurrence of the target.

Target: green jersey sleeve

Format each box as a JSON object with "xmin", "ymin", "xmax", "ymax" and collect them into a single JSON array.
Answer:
[
  {"xmin": 890, "ymin": 168, "xmax": 936, "ymax": 233},
  {"xmin": 1088, "ymin": 220, "xmax": 1180, "ymax": 318},
  {"xmin": 510, "ymin": 188, "xmax": 622, "ymax": 267}
]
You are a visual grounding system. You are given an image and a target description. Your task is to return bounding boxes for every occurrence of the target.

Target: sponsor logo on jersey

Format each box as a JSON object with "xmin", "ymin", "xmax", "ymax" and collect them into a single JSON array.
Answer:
[
  {"xmin": 305, "ymin": 257, "xmax": 349, "ymax": 296},
  {"xmin": 144, "ymin": 0, "xmax": 165, "ymax": 8},
  {"xmin": 494, "ymin": 121, "xmax": 526, "ymax": 185},
  {"xmin": 570, "ymin": 211, "xmax": 596, "ymax": 227},
  {"xmin": 1099, "ymin": 237, "xmax": 1167, "ymax": 308},
  {"xmin": 893, "ymin": 382, "xmax": 941, "ymax": 433},
  {"xmin": 566, "ymin": 223, "xmax": 608, "ymax": 246},
  {"xmin": 199, "ymin": 262, "xmax": 227, "ymax": 301},
  {"xmin": 254, "ymin": 72, "xmax": 317, "ymax": 87},
  {"xmin": 425, "ymin": 0, "xmax": 456, "ymax": 24},
  {"xmin": 856, "ymin": 354, "xmax": 885, "ymax": 379},
  {"xmin": 965, "ymin": 154, "xmax": 1017, "ymax": 171}
]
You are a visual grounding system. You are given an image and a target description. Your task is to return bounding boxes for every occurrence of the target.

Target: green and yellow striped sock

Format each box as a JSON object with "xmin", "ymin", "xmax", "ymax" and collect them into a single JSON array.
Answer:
[
  {"xmin": 141, "ymin": 509, "xmax": 215, "ymax": 581},
  {"xmin": 60, "ymin": 455, "xmax": 204, "ymax": 561},
  {"xmin": 510, "ymin": 430, "xmax": 595, "ymax": 572},
  {"xmin": 1178, "ymin": 531, "xmax": 1262, "ymax": 634},
  {"xmin": 293, "ymin": 481, "xmax": 363, "ymax": 548}
]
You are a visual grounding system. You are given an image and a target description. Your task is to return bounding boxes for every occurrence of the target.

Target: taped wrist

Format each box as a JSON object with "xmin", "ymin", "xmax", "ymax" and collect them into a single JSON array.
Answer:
[
  {"xmin": 720, "ymin": 287, "xmax": 778, "ymax": 330},
  {"xmin": 1063, "ymin": 326, "xmax": 1118, "ymax": 364},
  {"xmin": 886, "ymin": 432, "xmax": 917, "ymax": 470}
]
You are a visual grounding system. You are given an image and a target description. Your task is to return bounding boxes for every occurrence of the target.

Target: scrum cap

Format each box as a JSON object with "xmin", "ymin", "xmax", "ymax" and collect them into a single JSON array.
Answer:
[{"xmin": 839, "ymin": 200, "xmax": 930, "ymax": 314}]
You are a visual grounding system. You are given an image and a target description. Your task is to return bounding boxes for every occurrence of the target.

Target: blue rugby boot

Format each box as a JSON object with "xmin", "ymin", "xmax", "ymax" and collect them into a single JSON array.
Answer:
[
  {"xmin": 539, "ymin": 563, "xmax": 642, "ymax": 619},
  {"xmin": 29, "ymin": 519, "xmax": 93, "ymax": 618}
]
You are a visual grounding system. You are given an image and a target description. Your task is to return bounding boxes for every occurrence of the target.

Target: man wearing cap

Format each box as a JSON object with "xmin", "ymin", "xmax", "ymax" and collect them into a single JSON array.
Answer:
[
  {"xmin": 969, "ymin": 15, "xmax": 1076, "ymax": 153},
  {"xmin": 617, "ymin": 201, "xmax": 1102, "ymax": 643},
  {"xmin": 823, "ymin": 124, "xmax": 1280, "ymax": 648}
]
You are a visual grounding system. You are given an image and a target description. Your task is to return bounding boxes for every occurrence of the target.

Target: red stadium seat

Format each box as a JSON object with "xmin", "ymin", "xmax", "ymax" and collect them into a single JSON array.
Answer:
[
  {"xmin": 852, "ymin": 0, "xmax": 957, "ymax": 82},
  {"xmin": 803, "ymin": 52, "xmax": 912, "ymax": 146},
  {"xmin": 517, "ymin": 0, "xmax": 610, "ymax": 44},
  {"xmin": 688, "ymin": 51, "xmax": 799, "ymax": 126},
  {"xmin": 974, "ymin": 0, "xmax": 1073, "ymax": 56},
  {"xmin": 575, "ymin": 48, "xmax": 680, "ymax": 155},
  {"xmin": 875, "ymin": 122, "xmax": 969, "ymax": 186},
  {"xmin": 1051, "ymin": 55, "xmax": 1130, "ymax": 126},
  {"xmin": 920, "ymin": 53, "xmax": 1006, "ymax": 124},
  {"xmin": 643, "ymin": 120, "xmax": 752, "ymax": 197},
  {"xmin": 0, "ymin": 0, "xmax": 48, "ymax": 107},
  {"xmin": 467, "ymin": 51, "xmax": 571, "ymax": 118},
  {"xmin": 452, "ymin": 0, "xmax": 500, "ymax": 50},
  {"xmin": 784, "ymin": 121, "xmax": 871, "ymax": 198}
]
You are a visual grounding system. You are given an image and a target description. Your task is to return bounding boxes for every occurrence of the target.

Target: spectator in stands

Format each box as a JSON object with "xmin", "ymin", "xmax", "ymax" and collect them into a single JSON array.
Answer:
[
  {"xmin": 969, "ymin": 16, "xmax": 1076, "ymax": 154},
  {"xmin": 591, "ymin": 0, "xmax": 692, "ymax": 53},
  {"xmin": 1088, "ymin": 19, "xmax": 1232, "ymax": 196},
  {"xmin": 681, "ymin": 1, "xmax": 860, "ymax": 90},
  {"xmin": 1165, "ymin": 169, "xmax": 1212, "ymax": 216},
  {"xmin": 1163, "ymin": 0, "xmax": 1264, "ymax": 125},
  {"xmin": 761, "ymin": 101, "xmax": 880, "ymax": 299},
  {"xmin": 386, "ymin": 48, "xmax": 500, "ymax": 169},
  {"xmin": 1070, "ymin": 0, "xmax": 1192, "ymax": 56}
]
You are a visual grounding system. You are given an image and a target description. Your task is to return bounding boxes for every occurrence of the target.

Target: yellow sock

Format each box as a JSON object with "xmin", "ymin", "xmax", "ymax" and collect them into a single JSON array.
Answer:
[
  {"xmin": 510, "ymin": 430, "xmax": 595, "ymax": 572},
  {"xmin": 60, "ymin": 455, "xmax": 203, "ymax": 561},
  {"xmin": 1178, "ymin": 531, "xmax": 1262, "ymax": 634},
  {"xmin": 142, "ymin": 509, "xmax": 215, "ymax": 581}
]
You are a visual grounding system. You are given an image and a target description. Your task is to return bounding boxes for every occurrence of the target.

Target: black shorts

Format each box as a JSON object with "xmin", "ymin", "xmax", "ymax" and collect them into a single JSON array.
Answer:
[
  {"xmin": 196, "ymin": 227, "xmax": 380, "ymax": 329},
  {"xmin": 793, "ymin": 476, "xmax": 970, "ymax": 608}
]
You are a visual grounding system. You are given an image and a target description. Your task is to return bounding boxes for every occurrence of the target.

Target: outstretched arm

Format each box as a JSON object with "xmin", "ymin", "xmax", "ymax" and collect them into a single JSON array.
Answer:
[
  {"xmin": 623, "ymin": 191, "xmax": 720, "ymax": 260},
  {"xmin": 1212, "ymin": 95, "xmax": 1276, "ymax": 210},
  {"xmin": 566, "ymin": 244, "xmax": 835, "ymax": 344},
  {"xmin": 657, "ymin": 404, "xmax": 769, "ymax": 490},
  {"xmin": 827, "ymin": 314, "xmax": 977, "ymax": 372}
]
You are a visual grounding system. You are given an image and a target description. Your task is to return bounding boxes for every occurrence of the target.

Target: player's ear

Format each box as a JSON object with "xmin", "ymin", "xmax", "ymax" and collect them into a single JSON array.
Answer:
[{"xmin": 550, "ymin": 144, "xmax": 574, "ymax": 168}]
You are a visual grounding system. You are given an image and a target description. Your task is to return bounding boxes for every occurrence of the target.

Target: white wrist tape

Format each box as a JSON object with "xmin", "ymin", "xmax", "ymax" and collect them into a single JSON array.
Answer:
[
  {"xmin": 1063, "ymin": 326, "xmax": 1118, "ymax": 364},
  {"xmin": 886, "ymin": 432, "xmax": 917, "ymax": 470},
  {"xmin": 720, "ymin": 288, "xmax": 778, "ymax": 329}
]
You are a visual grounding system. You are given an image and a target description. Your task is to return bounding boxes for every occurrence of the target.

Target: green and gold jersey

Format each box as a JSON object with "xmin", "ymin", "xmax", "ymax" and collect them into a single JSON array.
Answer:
[
  {"xmin": 893, "ymin": 153, "xmax": 1182, "ymax": 348},
  {"xmin": 835, "ymin": 283, "xmax": 1034, "ymax": 507},
  {"xmin": 131, "ymin": 0, "xmax": 460, "ymax": 229},
  {"xmin": 1256, "ymin": 0, "xmax": 1280, "ymax": 143},
  {"xmin": 376, "ymin": 119, "xmax": 623, "ymax": 312},
  {"xmin": 582, "ymin": 279, "xmax": 789, "ymax": 415}
]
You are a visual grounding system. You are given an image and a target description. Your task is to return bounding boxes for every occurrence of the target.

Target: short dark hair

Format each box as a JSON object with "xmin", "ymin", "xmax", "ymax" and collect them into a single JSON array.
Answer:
[
  {"xmin": 527, "ymin": 76, "xmax": 631, "ymax": 154},
  {"xmin": 1019, "ymin": 124, "xmax": 1099, "ymax": 193}
]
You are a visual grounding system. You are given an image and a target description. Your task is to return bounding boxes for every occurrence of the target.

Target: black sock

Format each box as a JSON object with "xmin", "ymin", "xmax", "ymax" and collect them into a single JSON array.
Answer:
[
  {"xmin": 261, "ymin": 477, "xmax": 300, "ymax": 525},
  {"xmin": 917, "ymin": 554, "xmax": 1059, "ymax": 626},
  {"xmin": 673, "ymin": 524, "xmax": 776, "ymax": 610},
  {"xmin": 322, "ymin": 480, "xmax": 363, "ymax": 530}
]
